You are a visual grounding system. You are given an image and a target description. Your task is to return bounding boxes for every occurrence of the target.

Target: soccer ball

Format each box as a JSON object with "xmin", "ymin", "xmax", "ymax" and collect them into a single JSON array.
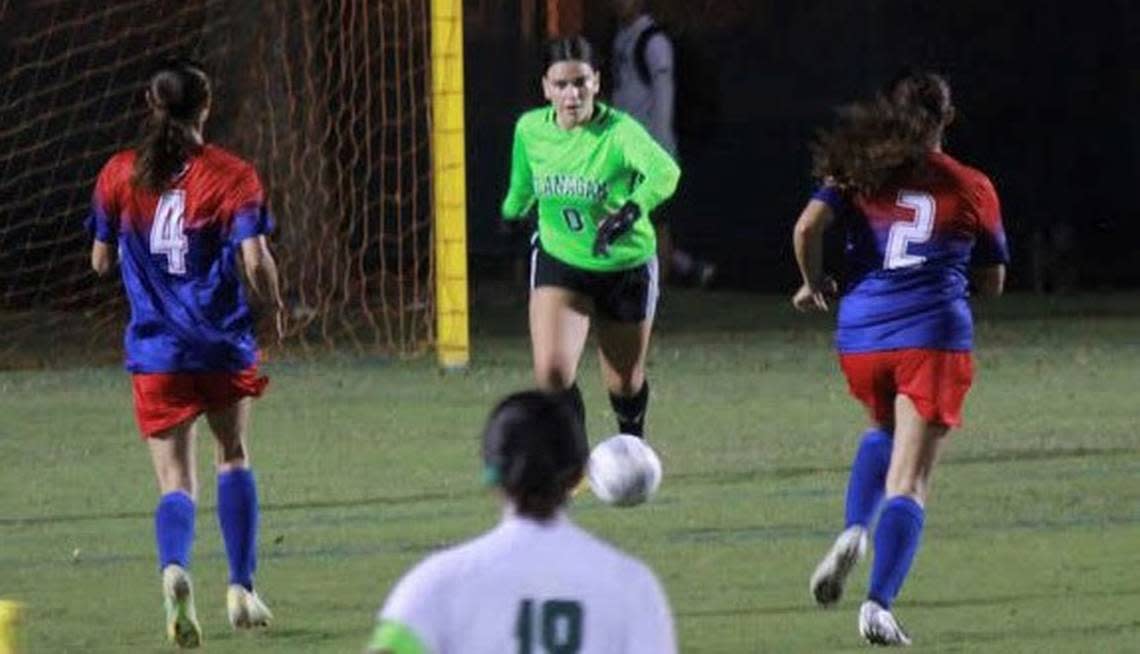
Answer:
[{"xmin": 587, "ymin": 434, "xmax": 663, "ymax": 507}]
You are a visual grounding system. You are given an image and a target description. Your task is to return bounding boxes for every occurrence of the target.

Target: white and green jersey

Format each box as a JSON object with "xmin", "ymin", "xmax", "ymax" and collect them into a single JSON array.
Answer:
[
  {"xmin": 367, "ymin": 511, "xmax": 677, "ymax": 654},
  {"xmin": 502, "ymin": 103, "xmax": 681, "ymax": 272}
]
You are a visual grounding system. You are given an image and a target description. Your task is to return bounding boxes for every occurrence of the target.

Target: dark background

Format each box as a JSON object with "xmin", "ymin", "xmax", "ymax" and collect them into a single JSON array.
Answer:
[{"xmin": 465, "ymin": 0, "xmax": 1140, "ymax": 292}]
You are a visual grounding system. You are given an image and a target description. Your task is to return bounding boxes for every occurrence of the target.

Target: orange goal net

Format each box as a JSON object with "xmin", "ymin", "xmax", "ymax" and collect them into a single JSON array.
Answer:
[{"xmin": 0, "ymin": 0, "xmax": 435, "ymax": 368}]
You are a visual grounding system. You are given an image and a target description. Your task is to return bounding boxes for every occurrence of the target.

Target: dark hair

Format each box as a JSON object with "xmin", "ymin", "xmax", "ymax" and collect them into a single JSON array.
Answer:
[
  {"xmin": 811, "ymin": 69, "xmax": 953, "ymax": 194},
  {"xmin": 482, "ymin": 390, "xmax": 590, "ymax": 520},
  {"xmin": 132, "ymin": 59, "xmax": 211, "ymax": 192},
  {"xmin": 544, "ymin": 35, "xmax": 596, "ymax": 73}
]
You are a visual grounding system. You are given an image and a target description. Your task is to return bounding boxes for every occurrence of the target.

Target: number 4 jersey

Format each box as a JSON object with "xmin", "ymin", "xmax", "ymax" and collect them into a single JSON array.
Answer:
[
  {"xmin": 812, "ymin": 152, "xmax": 1010, "ymax": 353},
  {"xmin": 370, "ymin": 512, "xmax": 677, "ymax": 654},
  {"xmin": 87, "ymin": 146, "xmax": 273, "ymax": 373}
]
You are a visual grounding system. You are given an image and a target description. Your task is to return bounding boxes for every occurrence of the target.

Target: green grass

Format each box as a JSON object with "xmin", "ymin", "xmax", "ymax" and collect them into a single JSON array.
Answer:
[{"xmin": 1, "ymin": 290, "xmax": 1139, "ymax": 652}]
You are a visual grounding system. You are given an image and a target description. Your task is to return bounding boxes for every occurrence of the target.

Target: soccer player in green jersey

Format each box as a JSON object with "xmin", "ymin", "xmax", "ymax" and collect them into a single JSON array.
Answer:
[{"xmin": 501, "ymin": 36, "xmax": 680, "ymax": 439}]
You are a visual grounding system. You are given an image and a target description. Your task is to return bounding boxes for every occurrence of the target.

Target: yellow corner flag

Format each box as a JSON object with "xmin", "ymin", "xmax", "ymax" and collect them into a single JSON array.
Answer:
[{"xmin": 0, "ymin": 601, "xmax": 23, "ymax": 654}]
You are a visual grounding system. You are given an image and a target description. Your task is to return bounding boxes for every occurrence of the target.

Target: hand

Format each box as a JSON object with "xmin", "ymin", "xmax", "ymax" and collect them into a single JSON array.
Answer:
[
  {"xmin": 592, "ymin": 202, "xmax": 641, "ymax": 257},
  {"xmin": 274, "ymin": 303, "xmax": 287, "ymax": 345},
  {"xmin": 792, "ymin": 277, "xmax": 838, "ymax": 312}
]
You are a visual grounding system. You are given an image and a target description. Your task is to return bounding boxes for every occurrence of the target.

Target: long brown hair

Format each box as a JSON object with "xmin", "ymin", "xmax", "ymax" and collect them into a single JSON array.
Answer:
[
  {"xmin": 811, "ymin": 70, "xmax": 953, "ymax": 194},
  {"xmin": 131, "ymin": 59, "xmax": 211, "ymax": 192}
]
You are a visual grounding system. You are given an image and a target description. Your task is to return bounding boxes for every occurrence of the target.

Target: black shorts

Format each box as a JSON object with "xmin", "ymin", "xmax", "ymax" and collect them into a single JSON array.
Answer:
[{"xmin": 530, "ymin": 246, "xmax": 659, "ymax": 323}]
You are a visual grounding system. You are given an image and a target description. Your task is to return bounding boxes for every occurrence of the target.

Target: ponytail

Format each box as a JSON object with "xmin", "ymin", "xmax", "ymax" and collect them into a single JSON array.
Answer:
[
  {"xmin": 482, "ymin": 391, "xmax": 590, "ymax": 521},
  {"xmin": 132, "ymin": 59, "xmax": 211, "ymax": 192}
]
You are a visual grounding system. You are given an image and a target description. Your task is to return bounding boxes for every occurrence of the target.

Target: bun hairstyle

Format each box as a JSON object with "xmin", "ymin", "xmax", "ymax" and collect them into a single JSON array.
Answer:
[
  {"xmin": 482, "ymin": 391, "xmax": 590, "ymax": 520},
  {"xmin": 132, "ymin": 58, "xmax": 212, "ymax": 192},
  {"xmin": 811, "ymin": 68, "xmax": 953, "ymax": 194},
  {"xmin": 886, "ymin": 68, "xmax": 953, "ymax": 136},
  {"xmin": 544, "ymin": 35, "xmax": 596, "ymax": 73}
]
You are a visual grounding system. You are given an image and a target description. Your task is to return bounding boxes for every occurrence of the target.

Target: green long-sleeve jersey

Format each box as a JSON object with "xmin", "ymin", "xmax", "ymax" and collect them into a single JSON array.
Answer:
[{"xmin": 501, "ymin": 103, "xmax": 681, "ymax": 272}]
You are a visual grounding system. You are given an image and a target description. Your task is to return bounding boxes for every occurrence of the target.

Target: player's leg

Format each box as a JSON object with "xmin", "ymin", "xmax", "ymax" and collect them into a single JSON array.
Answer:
[
  {"xmin": 206, "ymin": 397, "xmax": 272, "ymax": 629},
  {"xmin": 860, "ymin": 395, "xmax": 951, "ymax": 646},
  {"xmin": 862, "ymin": 349, "xmax": 970, "ymax": 643},
  {"xmin": 812, "ymin": 353, "xmax": 895, "ymax": 606},
  {"xmin": 148, "ymin": 419, "xmax": 203, "ymax": 648},
  {"xmin": 595, "ymin": 257, "xmax": 658, "ymax": 437},
  {"xmin": 529, "ymin": 282, "xmax": 593, "ymax": 428},
  {"xmin": 149, "ymin": 419, "xmax": 200, "ymax": 570},
  {"xmin": 596, "ymin": 317, "xmax": 652, "ymax": 436},
  {"xmin": 867, "ymin": 395, "xmax": 949, "ymax": 603}
]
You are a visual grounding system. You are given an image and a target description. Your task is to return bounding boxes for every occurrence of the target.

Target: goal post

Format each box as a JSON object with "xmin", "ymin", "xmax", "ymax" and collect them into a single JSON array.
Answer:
[{"xmin": 430, "ymin": 0, "xmax": 470, "ymax": 371}]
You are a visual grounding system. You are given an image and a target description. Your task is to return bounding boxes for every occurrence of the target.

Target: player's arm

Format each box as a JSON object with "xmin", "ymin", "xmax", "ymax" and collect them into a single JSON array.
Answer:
[
  {"xmin": 87, "ymin": 160, "xmax": 120, "ymax": 276},
  {"xmin": 241, "ymin": 235, "xmax": 286, "ymax": 340},
  {"xmin": 366, "ymin": 559, "xmax": 443, "ymax": 654},
  {"xmin": 618, "ymin": 117, "xmax": 680, "ymax": 215},
  {"xmin": 91, "ymin": 241, "xmax": 114, "ymax": 276},
  {"xmin": 363, "ymin": 620, "xmax": 428, "ymax": 654},
  {"xmin": 792, "ymin": 187, "xmax": 839, "ymax": 311},
  {"xmin": 231, "ymin": 167, "xmax": 286, "ymax": 339},
  {"xmin": 968, "ymin": 176, "xmax": 1009, "ymax": 298},
  {"xmin": 501, "ymin": 119, "xmax": 536, "ymax": 220},
  {"xmin": 643, "ymin": 33, "xmax": 678, "ymax": 157},
  {"xmin": 593, "ymin": 117, "xmax": 681, "ymax": 255}
]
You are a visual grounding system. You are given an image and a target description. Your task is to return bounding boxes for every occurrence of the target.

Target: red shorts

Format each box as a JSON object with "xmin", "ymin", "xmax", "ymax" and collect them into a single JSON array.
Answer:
[
  {"xmin": 132, "ymin": 368, "xmax": 268, "ymax": 438},
  {"xmin": 838, "ymin": 349, "xmax": 973, "ymax": 428}
]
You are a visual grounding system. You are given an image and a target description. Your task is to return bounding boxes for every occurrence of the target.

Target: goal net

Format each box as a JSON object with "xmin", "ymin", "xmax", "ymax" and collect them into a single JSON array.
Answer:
[{"xmin": 0, "ymin": 0, "xmax": 435, "ymax": 368}]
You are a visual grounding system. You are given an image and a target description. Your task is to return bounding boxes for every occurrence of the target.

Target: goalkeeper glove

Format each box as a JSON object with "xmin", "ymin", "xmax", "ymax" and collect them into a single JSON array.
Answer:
[{"xmin": 592, "ymin": 201, "xmax": 641, "ymax": 257}]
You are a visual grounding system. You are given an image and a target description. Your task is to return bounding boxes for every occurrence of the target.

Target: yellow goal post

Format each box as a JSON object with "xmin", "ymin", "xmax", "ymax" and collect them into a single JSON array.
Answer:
[{"xmin": 431, "ymin": 0, "xmax": 470, "ymax": 370}]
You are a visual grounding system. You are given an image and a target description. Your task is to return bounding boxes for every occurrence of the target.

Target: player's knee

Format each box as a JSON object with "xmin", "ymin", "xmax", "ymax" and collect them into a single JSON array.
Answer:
[
  {"xmin": 155, "ymin": 465, "xmax": 195, "ymax": 497},
  {"xmin": 884, "ymin": 478, "xmax": 927, "ymax": 506},
  {"xmin": 605, "ymin": 365, "xmax": 644, "ymax": 395},
  {"xmin": 535, "ymin": 364, "xmax": 576, "ymax": 391},
  {"xmin": 609, "ymin": 376, "xmax": 642, "ymax": 396},
  {"xmin": 215, "ymin": 437, "xmax": 247, "ymax": 467}
]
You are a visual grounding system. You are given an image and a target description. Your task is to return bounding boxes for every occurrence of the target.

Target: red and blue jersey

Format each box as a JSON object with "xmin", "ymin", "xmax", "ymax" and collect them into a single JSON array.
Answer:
[
  {"xmin": 813, "ymin": 152, "xmax": 1009, "ymax": 353},
  {"xmin": 87, "ymin": 145, "xmax": 274, "ymax": 373}
]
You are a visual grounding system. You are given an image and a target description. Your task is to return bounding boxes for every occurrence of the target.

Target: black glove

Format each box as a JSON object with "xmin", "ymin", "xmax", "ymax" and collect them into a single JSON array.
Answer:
[{"xmin": 592, "ymin": 201, "xmax": 641, "ymax": 257}]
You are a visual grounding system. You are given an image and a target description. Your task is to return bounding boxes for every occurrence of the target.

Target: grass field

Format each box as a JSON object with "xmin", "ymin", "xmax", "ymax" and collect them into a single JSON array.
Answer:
[{"xmin": 1, "ymin": 290, "xmax": 1138, "ymax": 652}]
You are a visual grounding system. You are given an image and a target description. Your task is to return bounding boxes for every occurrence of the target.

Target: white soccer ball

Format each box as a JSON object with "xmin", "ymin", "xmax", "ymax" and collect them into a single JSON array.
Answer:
[{"xmin": 587, "ymin": 434, "xmax": 663, "ymax": 507}]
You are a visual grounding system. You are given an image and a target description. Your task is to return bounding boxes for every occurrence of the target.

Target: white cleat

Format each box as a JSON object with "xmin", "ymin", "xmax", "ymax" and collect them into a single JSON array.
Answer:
[
  {"xmin": 859, "ymin": 600, "xmax": 912, "ymax": 647},
  {"xmin": 227, "ymin": 584, "xmax": 273, "ymax": 629},
  {"xmin": 162, "ymin": 565, "xmax": 202, "ymax": 648},
  {"xmin": 810, "ymin": 526, "xmax": 868, "ymax": 607}
]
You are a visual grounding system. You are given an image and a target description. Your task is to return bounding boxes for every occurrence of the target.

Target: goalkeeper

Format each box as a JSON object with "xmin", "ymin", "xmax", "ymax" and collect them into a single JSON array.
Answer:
[{"xmin": 501, "ymin": 35, "xmax": 680, "ymax": 439}]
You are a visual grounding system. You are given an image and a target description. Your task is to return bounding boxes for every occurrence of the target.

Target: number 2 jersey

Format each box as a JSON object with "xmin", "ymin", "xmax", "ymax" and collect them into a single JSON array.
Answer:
[
  {"xmin": 501, "ymin": 103, "xmax": 680, "ymax": 272},
  {"xmin": 813, "ymin": 152, "xmax": 1010, "ymax": 353},
  {"xmin": 370, "ymin": 512, "xmax": 677, "ymax": 654},
  {"xmin": 87, "ymin": 145, "xmax": 273, "ymax": 373}
]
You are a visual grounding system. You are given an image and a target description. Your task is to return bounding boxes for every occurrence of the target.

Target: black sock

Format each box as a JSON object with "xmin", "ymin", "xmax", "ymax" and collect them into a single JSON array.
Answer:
[
  {"xmin": 559, "ymin": 383, "xmax": 586, "ymax": 434},
  {"xmin": 610, "ymin": 381, "xmax": 649, "ymax": 437}
]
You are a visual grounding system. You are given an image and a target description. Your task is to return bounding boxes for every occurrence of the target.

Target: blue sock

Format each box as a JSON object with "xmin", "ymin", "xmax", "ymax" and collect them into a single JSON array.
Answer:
[
  {"xmin": 868, "ymin": 496, "xmax": 925, "ymax": 609},
  {"xmin": 844, "ymin": 428, "xmax": 893, "ymax": 529},
  {"xmin": 217, "ymin": 468, "xmax": 260, "ymax": 590},
  {"xmin": 155, "ymin": 491, "xmax": 196, "ymax": 570}
]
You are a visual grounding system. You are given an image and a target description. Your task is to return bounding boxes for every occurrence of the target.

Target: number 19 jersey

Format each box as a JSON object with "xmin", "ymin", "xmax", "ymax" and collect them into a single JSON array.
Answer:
[
  {"xmin": 87, "ymin": 146, "xmax": 273, "ymax": 373},
  {"xmin": 813, "ymin": 152, "xmax": 1010, "ymax": 353},
  {"xmin": 372, "ymin": 512, "xmax": 677, "ymax": 654}
]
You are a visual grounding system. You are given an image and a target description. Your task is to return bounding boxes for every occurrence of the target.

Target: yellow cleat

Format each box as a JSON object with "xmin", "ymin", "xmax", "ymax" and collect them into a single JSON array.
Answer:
[
  {"xmin": 162, "ymin": 565, "xmax": 202, "ymax": 648},
  {"xmin": 0, "ymin": 600, "xmax": 26, "ymax": 654},
  {"xmin": 227, "ymin": 585, "xmax": 273, "ymax": 629}
]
